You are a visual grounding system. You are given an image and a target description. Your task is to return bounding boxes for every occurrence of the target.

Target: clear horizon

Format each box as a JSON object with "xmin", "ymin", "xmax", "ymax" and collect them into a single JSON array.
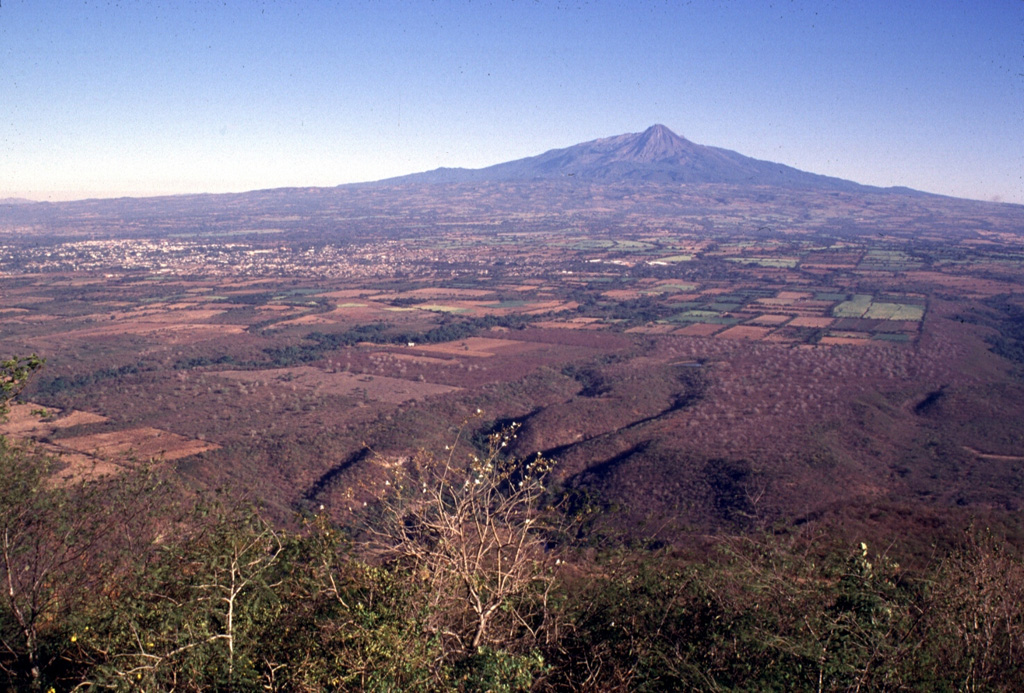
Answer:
[{"xmin": 1, "ymin": 1, "xmax": 1022, "ymax": 204}]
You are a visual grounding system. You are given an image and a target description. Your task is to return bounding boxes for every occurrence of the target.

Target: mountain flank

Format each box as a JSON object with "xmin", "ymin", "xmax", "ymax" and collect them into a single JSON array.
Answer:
[{"xmin": 382, "ymin": 124, "xmax": 902, "ymax": 193}]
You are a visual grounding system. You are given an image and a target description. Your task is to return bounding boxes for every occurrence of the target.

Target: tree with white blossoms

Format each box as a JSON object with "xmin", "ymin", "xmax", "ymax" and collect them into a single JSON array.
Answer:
[{"xmin": 366, "ymin": 417, "xmax": 560, "ymax": 659}]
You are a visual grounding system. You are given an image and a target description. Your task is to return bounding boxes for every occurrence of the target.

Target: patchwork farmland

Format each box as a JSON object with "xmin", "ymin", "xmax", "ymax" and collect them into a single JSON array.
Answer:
[{"xmin": 2, "ymin": 179, "xmax": 1024, "ymax": 551}]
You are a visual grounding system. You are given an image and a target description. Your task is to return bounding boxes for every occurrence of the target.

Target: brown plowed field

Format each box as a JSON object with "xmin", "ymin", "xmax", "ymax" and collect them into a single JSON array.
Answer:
[
  {"xmin": 411, "ymin": 337, "xmax": 548, "ymax": 358},
  {"xmin": 57, "ymin": 427, "xmax": 220, "ymax": 461},
  {"xmin": 716, "ymin": 325, "xmax": 773, "ymax": 340},
  {"xmin": 217, "ymin": 366, "xmax": 461, "ymax": 403}
]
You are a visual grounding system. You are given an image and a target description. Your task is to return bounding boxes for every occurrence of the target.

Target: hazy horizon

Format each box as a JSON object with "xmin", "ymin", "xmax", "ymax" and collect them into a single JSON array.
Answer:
[{"xmin": 2, "ymin": 1, "xmax": 1021, "ymax": 204}]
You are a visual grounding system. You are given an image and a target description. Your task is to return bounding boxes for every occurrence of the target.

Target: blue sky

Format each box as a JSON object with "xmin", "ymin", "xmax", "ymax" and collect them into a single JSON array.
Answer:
[{"xmin": 1, "ymin": 1, "xmax": 1021, "ymax": 203}]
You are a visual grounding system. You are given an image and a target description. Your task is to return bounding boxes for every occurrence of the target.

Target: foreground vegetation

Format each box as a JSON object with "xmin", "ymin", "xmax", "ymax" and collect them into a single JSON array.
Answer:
[
  {"xmin": 1, "ymin": 450, "xmax": 1022, "ymax": 690},
  {"xmin": 2, "ymin": 361, "xmax": 1023, "ymax": 691}
]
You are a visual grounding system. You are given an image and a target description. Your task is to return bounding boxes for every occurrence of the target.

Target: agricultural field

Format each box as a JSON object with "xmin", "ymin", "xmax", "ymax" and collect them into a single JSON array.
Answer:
[
  {"xmin": 2, "ymin": 180, "xmax": 1024, "ymax": 550},
  {"xmin": 216, "ymin": 366, "xmax": 461, "ymax": 404},
  {"xmin": 0, "ymin": 402, "xmax": 216, "ymax": 483},
  {"xmin": 57, "ymin": 427, "xmax": 219, "ymax": 463}
]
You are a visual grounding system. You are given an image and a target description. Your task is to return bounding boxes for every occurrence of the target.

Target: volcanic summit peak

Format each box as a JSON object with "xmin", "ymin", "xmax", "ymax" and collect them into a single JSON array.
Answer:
[
  {"xmin": 612, "ymin": 124, "xmax": 699, "ymax": 163},
  {"xmin": 641, "ymin": 123, "xmax": 682, "ymax": 139}
]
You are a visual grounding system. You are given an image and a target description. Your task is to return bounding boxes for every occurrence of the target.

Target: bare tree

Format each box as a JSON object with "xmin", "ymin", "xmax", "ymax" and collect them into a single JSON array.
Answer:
[
  {"xmin": 930, "ymin": 528, "xmax": 1024, "ymax": 691},
  {"xmin": 366, "ymin": 419, "xmax": 560, "ymax": 655},
  {"xmin": 0, "ymin": 442, "xmax": 167, "ymax": 690}
]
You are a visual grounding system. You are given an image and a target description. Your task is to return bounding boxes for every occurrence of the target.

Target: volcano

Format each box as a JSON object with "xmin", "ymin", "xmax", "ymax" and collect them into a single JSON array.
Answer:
[{"xmin": 383, "ymin": 124, "xmax": 896, "ymax": 193}]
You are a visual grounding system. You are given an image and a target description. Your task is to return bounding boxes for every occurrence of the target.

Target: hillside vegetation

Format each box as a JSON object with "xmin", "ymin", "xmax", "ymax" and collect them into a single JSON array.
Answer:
[{"xmin": 2, "ymin": 364, "xmax": 1023, "ymax": 691}]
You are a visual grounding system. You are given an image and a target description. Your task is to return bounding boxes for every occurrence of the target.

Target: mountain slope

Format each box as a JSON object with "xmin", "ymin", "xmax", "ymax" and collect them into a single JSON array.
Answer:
[{"xmin": 382, "ymin": 124, "xmax": 893, "ymax": 192}]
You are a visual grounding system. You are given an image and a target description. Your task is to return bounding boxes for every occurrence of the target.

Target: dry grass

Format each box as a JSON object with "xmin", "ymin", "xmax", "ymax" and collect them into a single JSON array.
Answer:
[
  {"xmin": 59, "ymin": 322, "xmax": 245, "ymax": 340},
  {"xmin": 789, "ymin": 316, "xmax": 835, "ymax": 328},
  {"xmin": 748, "ymin": 314, "xmax": 792, "ymax": 326},
  {"xmin": 393, "ymin": 287, "xmax": 496, "ymax": 299},
  {"xmin": 111, "ymin": 308, "xmax": 228, "ymax": 323},
  {"xmin": 675, "ymin": 323, "xmax": 724, "ymax": 337},
  {"xmin": 819, "ymin": 334, "xmax": 870, "ymax": 346},
  {"xmin": 412, "ymin": 337, "xmax": 546, "ymax": 358},
  {"xmin": 0, "ymin": 402, "xmax": 108, "ymax": 437},
  {"xmin": 57, "ymin": 427, "xmax": 220, "ymax": 462},
  {"xmin": 218, "ymin": 366, "xmax": 461, "ymax": 403},
  {"xmin": 601, "ymin": 290, "xmax": 644, "ymax": 300},
  {"xmin": 389, "ymin": 353, "xmax": 457, "ymax": 366},
  {"xmin": 715, "ymin": 325, "xmax": 774, "ymax": 341},
  {"xmin": 1, "ymin": 405, "xmax": 215, "ymax": 484},
  {"xmin": 625, "ymin": 324, "xmax": 678, "ymax": 334},
  {"xmin": 530, "ymin": 319, "xmax": 606, "ymax": 330},
  {"xmin": 905, "ymin": 272, "xmax": 1023, "ymax": 297}
]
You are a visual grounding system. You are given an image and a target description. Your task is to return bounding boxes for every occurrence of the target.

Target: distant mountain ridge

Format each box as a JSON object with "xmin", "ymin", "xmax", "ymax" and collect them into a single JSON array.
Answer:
[{"xmin": 382, "ymin": 124, "xmax": 903, "ymax": 193}]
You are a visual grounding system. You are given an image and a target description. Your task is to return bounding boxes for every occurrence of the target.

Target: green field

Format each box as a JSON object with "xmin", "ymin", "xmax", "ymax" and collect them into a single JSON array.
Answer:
[
  {"xmin": 566, "ymin": 239, "xmax": 615, "ymax": 250},
  {"xmin": 863, "ymin": 302, "xmax": 924, "ymax": 321},
  {"xmin": 668, "ymin": 310, "xmax": 739, "ymax": 325},
  {"xmin": 833, "ymin": 295, "xmax": 924, "ymax": 321},
  {"xmin": 615, "ymin": 240, "xmax": 655, "ymax": 251},
  {"xmin": 833, "ymin": 295, "xmax": 874, "ymax": 318},
  {"xmin": 417, "ymin": 304, "xmax": 470, "ymax": 314},
  {"xmin": 644, "ymin": 283, "xmax": 697, "ymax": 294},
  {"xmin": 484, "ymin": 300, "xmax": 529, "ymax": 308},
  {"xmin": 726, "ymin": 257, "xmax": 799, "ymax": 268}
]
